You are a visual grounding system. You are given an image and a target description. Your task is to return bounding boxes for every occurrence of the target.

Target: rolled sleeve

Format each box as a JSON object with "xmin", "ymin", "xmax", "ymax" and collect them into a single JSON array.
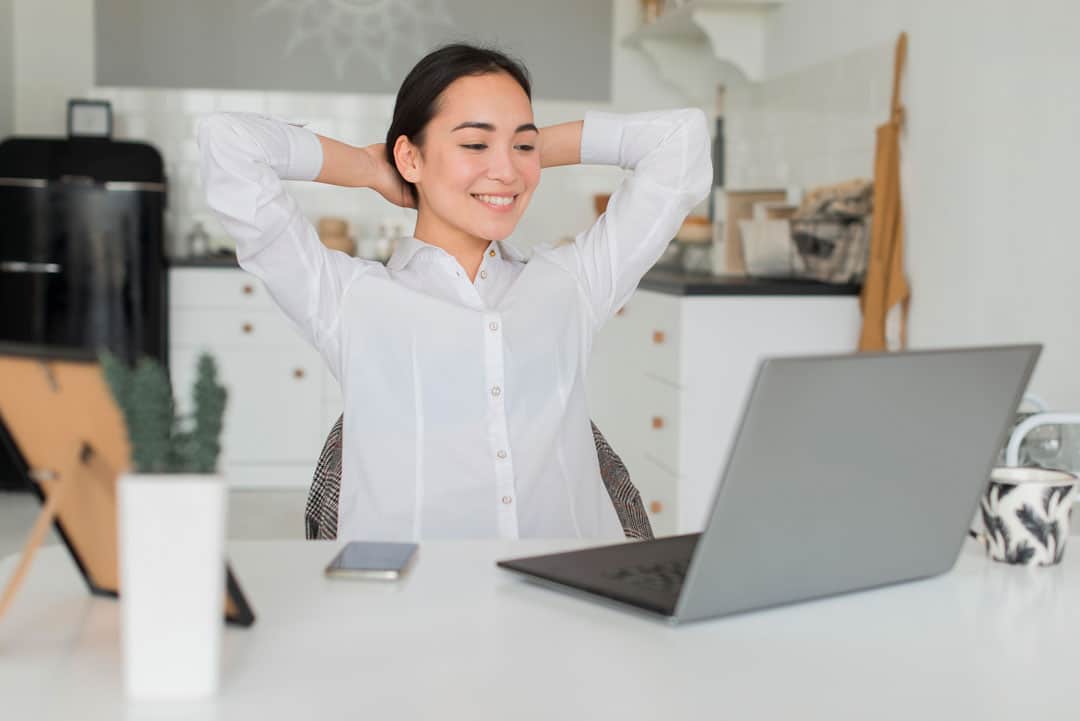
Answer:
[
  {"xmin": 580, "ymin": 111, "xmax": 625, "ymax": 167},
  {"xmin": 283, "ymin": 122, "xmax": 324, "ymax": 182}
]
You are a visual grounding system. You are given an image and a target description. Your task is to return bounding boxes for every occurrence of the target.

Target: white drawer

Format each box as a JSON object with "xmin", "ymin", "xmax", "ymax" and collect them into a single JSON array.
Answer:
[
  {"xmin": 169, "ymin": 268, "xmax": 275, "ymax": 310},
  {"xmin": 170, "ymin": 344, "xmax": 324, "ymax": 466},
  {"xmin": 640, "ymin": 375, "xmax": 682, "ymax": 475},
  {"xmin": 170, "ymin": 308, "xmax": 306, "ymax": 348},
  {"xmin": 623, "ymin": 290, "xmax": 681, "ymax": 386},
  {"xmin": 633, "ymin": 452, "xmax": 680, "ymax": 538}
]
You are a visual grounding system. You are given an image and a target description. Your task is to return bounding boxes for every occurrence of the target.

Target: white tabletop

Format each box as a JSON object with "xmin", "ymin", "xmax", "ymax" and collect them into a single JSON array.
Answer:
[{"xmin": 2, "ymin": 538, "xmax": 1079, "ymax": 720}]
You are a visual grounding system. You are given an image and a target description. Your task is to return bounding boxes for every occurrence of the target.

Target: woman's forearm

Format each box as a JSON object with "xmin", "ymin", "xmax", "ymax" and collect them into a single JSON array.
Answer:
[
  {"xmin": 314, "ymin": 135, "xmax": 377, "ymax": 187},
  {"xmin": 314, "ymin": 135, "xmax": 414, "ymax": 208},
  {"xmin": 539, "ymin": 121, "xmax": 583, "ymax": 168}
]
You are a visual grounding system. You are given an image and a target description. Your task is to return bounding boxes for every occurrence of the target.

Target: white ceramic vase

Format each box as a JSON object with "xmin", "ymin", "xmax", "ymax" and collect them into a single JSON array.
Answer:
[{"xmin": 117, "ymin": 472, "xmax": 227, "ymax": 699}]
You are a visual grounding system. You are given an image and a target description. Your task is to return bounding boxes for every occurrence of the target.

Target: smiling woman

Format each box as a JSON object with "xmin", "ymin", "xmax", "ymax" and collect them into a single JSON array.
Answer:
[{"xmin": 197, "ymin": 42, "xmax": 711, "ymax": 543}]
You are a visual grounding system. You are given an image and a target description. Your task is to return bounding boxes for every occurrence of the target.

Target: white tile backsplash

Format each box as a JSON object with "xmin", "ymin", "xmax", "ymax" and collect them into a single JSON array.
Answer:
[
  {"xmin": 181, "ymin": 90, "xmax": 218, "ymax": 114},
  {"xmin": 724, "ymin": 43, "xmax": 892, "ymax": 191},
  {"xmin": 215, "ymin": 91, "xmax": 266, "ymax": 114}
]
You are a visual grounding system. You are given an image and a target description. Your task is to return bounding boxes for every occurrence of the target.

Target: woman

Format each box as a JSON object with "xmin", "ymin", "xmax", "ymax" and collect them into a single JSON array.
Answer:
[{"xmin": 198, "ymin": 43, "xmax": 711, "ymax": 541}]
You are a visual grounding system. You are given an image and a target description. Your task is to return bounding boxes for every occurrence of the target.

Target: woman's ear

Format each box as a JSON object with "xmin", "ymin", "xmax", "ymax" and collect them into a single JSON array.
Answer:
[{"xmin": 392, "ymin": 135, "xmax": 422, "ymax": 184}]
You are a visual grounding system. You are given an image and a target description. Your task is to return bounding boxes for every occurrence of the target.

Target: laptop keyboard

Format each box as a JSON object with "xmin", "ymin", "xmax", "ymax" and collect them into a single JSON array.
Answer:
[{"xmin": 604, "ymin": 559, "xmax": 689, "ymax": 594}]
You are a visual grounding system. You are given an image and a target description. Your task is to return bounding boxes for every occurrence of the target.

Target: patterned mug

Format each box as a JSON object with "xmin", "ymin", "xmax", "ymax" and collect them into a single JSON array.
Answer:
[{"xmin": 971, "ymin": 467, "xmax": 1079, "ymax": 565}]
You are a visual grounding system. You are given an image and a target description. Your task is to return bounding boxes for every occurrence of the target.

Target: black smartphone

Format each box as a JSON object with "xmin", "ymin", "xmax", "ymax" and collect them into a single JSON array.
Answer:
[{"xmin": 324, "ymin": 541, "xmax": 419, "ymax": 580}]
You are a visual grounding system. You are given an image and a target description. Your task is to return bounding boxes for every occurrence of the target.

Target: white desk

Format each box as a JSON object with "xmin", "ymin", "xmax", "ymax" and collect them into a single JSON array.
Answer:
[{"xmin": 2, "ymin": 539, "xmax": 1079, "ymax": 720}]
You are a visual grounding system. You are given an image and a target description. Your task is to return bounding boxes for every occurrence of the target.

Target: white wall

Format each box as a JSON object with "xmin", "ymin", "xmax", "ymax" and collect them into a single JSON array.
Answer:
[
  {"xmin": 743, "ymin": 0, "xmax": 1080, "ymax": 408},
  {"xmin": 0, "ymin": 0, "xmax": 13, "ymax": 139},
  {"xmin": 12, "ymin": 0, "xmax": 94, "ymax": 136}
]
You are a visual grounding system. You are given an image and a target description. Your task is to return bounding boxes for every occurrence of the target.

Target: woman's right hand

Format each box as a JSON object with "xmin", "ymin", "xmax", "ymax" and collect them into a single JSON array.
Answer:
[{"xmin": 361, "ymin": 144, "xmax": 416, "ymax": 209}]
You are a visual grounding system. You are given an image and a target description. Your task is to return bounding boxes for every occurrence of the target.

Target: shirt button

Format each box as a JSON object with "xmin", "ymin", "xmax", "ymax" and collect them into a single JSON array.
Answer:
[
  {"xmin": 491, "ymin": 385, "xmax": 501, "ymax": 397},
  {"xmin": 489, "ymin": 321, "xmax": 499, "ymax": 331},
  {"xmin": 496, "ymin": 450, "xmax": 507, "ymax": 459},
  {"xmin": 501, "ymin": 495, "xmax": 513, "ymax": 505},
  {"xmin": 480, "ymin": 270, "xmax": 488, "ymax": 280},
  {"xmin": 488, "ymin": 250, "xmax": 496, "ymax": 258}
]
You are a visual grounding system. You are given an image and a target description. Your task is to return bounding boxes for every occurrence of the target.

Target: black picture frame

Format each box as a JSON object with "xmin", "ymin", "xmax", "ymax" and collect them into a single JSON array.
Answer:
[{"xmin": 66, "ymin": 99, "xmax": 113, "ymax": 139}]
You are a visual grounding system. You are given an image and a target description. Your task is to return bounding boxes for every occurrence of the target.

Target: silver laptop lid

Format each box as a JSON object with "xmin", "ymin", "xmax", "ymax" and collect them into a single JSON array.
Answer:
[{"xmin": 674, "ymin": 345, "xmax": 1041, "ymax": 623}]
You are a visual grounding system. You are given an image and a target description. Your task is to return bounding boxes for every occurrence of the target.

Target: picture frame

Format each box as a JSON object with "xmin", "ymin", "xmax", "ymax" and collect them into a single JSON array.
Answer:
[{"xmin": 0, "ymin": 342, "xmax": 255, "ymax": 627}]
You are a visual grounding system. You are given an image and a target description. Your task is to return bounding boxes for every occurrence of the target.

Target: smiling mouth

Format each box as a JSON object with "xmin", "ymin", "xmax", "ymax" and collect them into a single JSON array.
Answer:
[{"xmin": 472, "ymin": 193, "xmax": 518, "ymax": 211}]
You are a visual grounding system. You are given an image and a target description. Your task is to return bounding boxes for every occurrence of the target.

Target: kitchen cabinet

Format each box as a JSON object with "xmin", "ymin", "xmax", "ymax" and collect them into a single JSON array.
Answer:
[
  {"xmin": 169, "ymin": 266, "xmax": 342, "ymax": 488},
  {"xmin": 586, "ymin": 273, "xmax": 861, "ymax": 536}
]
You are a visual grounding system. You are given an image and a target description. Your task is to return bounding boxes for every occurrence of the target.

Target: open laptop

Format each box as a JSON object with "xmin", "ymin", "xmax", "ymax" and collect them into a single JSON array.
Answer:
[{"xmin": 498, "ymin": 345, "xmax": 1041, "ymax": 624}]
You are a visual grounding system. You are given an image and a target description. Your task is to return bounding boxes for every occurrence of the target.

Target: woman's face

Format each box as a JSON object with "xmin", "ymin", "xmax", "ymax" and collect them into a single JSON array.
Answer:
[{"xmin": 403, "ymin": 72, "xmax": 540, "ymax": 244}]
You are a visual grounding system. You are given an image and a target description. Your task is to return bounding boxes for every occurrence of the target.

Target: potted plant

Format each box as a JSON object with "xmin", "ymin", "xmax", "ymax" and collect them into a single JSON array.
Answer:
[{"xmin": 100, "ymin": 351, "xmax": 229, "ymax": 700}]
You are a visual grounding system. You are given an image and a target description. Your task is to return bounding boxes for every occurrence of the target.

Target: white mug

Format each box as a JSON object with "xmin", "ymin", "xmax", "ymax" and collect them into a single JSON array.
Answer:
[{"xmin": 971, "ymin": 467, "xmax": 1078, "ymax": 566}]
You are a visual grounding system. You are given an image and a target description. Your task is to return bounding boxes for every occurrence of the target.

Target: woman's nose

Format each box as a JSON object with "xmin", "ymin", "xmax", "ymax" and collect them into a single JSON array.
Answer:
[{"xmin": 486, "ymin": 148, "xmax": 517, "ymax": 183}]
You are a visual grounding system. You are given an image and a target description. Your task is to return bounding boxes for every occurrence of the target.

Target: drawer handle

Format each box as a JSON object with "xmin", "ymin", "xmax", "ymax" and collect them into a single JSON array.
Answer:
[
  {"xmin": 652, "ymin": 330, "xmax": 665, "ymax": 345},
  {"xmin": 649, "ymin": 500, "xmax": 664, "ymax": 514},
  {"xmin": 242, "ymin": 323, "xmax": 253, "ymax": 334},
  {"xmin": 293, "ymin": 368, "xmax": 306, "ymax": 380},
  {"xmin": 242, "ymin": 284, "xmax": 254, "ymax": 296},
  {"xmin": 651, "ymin": 416, "xmax": 664, "ymax": 430}
]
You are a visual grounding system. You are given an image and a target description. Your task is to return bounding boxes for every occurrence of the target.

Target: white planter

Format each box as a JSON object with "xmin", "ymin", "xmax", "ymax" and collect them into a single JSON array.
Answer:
[{"xmin": 117, "ymin": 472, "xmax": 227, "ymax": 699}]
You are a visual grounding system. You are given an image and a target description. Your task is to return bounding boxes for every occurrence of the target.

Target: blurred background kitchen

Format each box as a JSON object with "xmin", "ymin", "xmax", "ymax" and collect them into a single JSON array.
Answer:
[{"xmin": 2, "ymin": 0, "xmax": 1079, "ymax": 552}]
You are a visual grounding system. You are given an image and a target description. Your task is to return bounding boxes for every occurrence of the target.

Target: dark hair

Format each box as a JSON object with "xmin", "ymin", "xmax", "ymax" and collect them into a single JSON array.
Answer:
[{"xmin": 385, "ymin": 43, "xmax": 532, "ymax": 205}]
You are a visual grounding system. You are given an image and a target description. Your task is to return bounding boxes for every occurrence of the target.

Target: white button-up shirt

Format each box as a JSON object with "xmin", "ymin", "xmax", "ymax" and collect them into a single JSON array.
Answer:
[{"xmin": 198, "ymin": 108, "xmax": 711, "ymax": 541}]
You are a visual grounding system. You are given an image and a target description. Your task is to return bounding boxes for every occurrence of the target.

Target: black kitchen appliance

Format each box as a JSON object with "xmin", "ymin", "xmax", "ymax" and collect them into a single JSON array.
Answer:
[{"xmin": 0, "ymin": 129, "xmax": 167, "ymax": 490}]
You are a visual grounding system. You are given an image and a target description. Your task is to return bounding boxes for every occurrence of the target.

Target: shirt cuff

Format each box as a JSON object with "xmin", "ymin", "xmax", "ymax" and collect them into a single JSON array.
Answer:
[
  {"xmin": 580, "ymin": 111, "xmax": 624, "ymax": 167},
  {"xmin": 283, "ymin": 122, "xmax": 324, "ymax": 181}
]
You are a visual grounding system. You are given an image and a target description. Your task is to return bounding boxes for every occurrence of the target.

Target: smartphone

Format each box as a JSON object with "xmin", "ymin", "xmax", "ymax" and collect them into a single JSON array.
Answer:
[{"xmin": 324, "ymin": 541, "xmax": 418, "ymax": 580}]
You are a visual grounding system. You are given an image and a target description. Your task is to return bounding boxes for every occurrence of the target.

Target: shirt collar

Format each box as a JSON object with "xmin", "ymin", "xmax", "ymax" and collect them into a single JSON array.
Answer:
[
  {"xmin": 386, "ymin": 236, "xmax": 524, "ymax": 271},
  {"xmin": 386, "ymin": 235, "xmax": 428, "ymax": 271}
]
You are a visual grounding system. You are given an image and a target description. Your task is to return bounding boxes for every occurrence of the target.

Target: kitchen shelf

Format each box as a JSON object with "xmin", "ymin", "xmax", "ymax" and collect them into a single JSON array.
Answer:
[{"xmin": 624, "ymin": 0, "xmax": 784, "ymax": 101}]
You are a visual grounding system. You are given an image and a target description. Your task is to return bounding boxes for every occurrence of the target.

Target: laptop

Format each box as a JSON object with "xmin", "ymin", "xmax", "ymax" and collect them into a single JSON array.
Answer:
[{"xmin": 498, "ymin": 345, "xmax": 1041, "ymax": 624}]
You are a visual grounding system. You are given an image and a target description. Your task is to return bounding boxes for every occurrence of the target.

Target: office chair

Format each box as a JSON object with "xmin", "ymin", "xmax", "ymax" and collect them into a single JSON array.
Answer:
[{"xmin": 305, "ymin": 414, "xmax": 654, "ymax": 541}]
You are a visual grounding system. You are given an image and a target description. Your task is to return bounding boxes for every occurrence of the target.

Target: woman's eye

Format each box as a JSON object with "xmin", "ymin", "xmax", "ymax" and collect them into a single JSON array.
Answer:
[
  {"xmin": 461, "ymin": 144, "xmax": 487, "ymax": 151},
  {"xmin": 516, "ymin": 144, "xmax": 535, "ymax": 152}
]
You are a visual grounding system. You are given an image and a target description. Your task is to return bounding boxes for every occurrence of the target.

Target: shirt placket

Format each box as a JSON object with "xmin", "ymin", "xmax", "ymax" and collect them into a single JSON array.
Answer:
[
  {"xmin": 447, "ymin": 257, "xmax": 483, "ymax": 309},
  {"xmin": 483, "ymin": 309, "xmax": 518, "ymax": 539}
]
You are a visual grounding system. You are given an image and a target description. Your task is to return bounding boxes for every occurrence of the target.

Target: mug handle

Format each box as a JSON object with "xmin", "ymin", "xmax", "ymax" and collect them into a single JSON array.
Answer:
[{"xmin": 1005, "ymin": 412, "xmax": 1080, "ymax": 466}]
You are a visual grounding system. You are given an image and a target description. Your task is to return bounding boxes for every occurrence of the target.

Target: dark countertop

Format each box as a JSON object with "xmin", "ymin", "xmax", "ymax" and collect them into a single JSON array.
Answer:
[
  {"xmin": 168, "ymin": 254, "xmax": 240, "ymax": 268},
  {"xmin": 639, "ymin": 268, "xmax": 861, "ymax": 296}
]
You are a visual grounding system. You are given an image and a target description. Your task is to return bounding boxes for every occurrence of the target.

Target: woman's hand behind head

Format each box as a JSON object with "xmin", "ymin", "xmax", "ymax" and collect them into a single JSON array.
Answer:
[{"xmin": 363, "ymin": 143, "xmax": 417, "ymax": 209}]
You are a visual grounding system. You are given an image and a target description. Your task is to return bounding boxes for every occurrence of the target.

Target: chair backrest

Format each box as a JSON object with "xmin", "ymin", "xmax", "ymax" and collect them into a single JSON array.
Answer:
[{"xmin": 305, "ymin": 415, "xmax": 653, "ymax": 541}]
